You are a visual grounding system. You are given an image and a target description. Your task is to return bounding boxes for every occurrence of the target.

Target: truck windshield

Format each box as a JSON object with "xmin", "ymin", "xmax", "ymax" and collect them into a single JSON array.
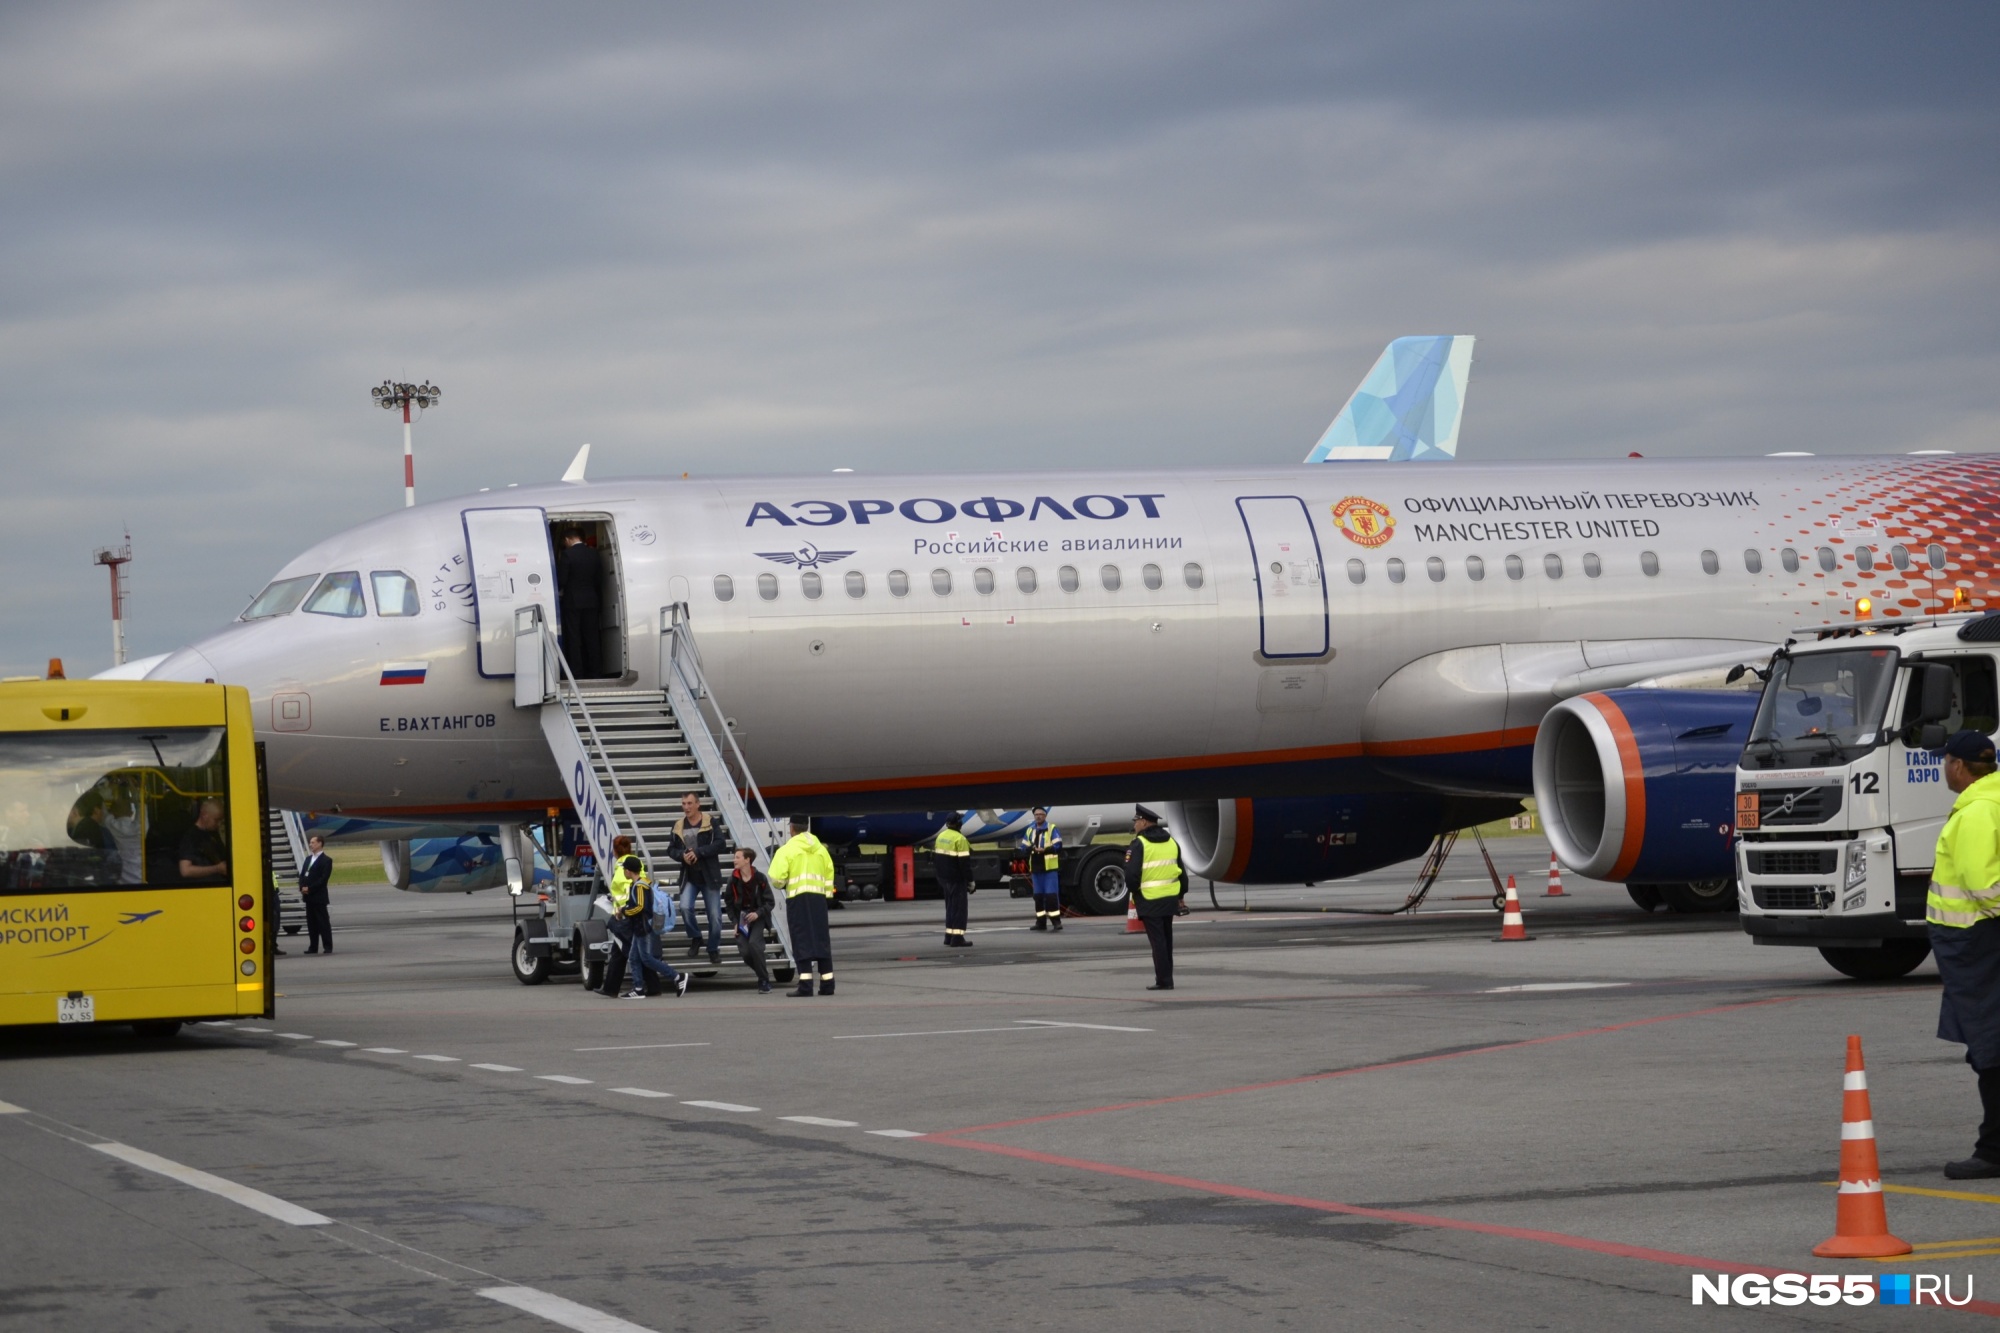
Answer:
[{"xmin": 1744, "ymin": 646, "xmax": 1899, "ymax": 770}]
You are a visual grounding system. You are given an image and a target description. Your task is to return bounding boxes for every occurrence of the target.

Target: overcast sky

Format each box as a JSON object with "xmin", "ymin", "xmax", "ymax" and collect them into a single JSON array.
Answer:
[{"xmin": 4, "ymin": 1, "xmax": 1997, "ymax": 676}]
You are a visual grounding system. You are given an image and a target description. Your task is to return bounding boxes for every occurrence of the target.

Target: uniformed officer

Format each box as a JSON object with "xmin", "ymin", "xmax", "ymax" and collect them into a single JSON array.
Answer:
[
  {"xmin": 1020, "ymin": 806, "xmax": 1063, "ymax": 931},
  {"xmin": 934, "ymin": 813, "xmax": 974, "ymax": 948},
  {"xmin": 769, "ymin": 814, "xmax": 837, "ymax": 996},
  {"xmin": 1927, "ymin": 729, "xmax": 2000, "ymax": 1178},
  {"xmin": 1123, "ymin": 805, "xmax": 1187, "ymax": 991}
]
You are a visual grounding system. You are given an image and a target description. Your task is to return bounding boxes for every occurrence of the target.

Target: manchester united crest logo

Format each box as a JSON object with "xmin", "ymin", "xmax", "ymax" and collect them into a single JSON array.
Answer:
[{"xmin": 1330, "ymin": 496, "xmax": 1395, "ymax": 547}]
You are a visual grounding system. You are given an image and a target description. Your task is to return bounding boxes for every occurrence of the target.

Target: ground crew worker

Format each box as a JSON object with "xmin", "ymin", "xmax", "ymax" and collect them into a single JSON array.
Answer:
[
  {"xmin": 1020, "ymin": 806, "xmax": 1063, "ymax": 931},
  {"xmin": 769, "ymin": 815, "xmax": 837, "ymax": 996},
  {"xmin": 1123, "ymin": 805, "xmax": 1187, "ymax": 991},
  {"xmin": 934, "ymin": 813, "xmax": 974, "ymax": 948},
  {"xmin": 1928, "ymin": 729, "xmax": 2000, "ymax": 1179}
]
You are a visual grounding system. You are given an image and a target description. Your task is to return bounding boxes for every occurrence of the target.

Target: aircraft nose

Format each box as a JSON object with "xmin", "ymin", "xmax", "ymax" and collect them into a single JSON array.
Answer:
[{"xmin": 147, "ymin": 645, "xmax": 220, "ymax": 683}]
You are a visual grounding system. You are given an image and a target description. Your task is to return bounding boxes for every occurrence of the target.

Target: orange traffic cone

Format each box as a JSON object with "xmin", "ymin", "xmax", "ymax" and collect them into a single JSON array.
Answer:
[
  {"xmin": 1496, "ymin": 874, "xmax": 1530, "ymax": 941},
  {"xmin": 1125, "ymin": 895, "xmax": 1143, "ymax": 933},
  {"xmin": 1813, "ymin": 1035, "xmax": 1911, "ymax": 1258},
  {"xmin": 1545, "ymin": 854, "xmax": 1568, "ymax": 897}
]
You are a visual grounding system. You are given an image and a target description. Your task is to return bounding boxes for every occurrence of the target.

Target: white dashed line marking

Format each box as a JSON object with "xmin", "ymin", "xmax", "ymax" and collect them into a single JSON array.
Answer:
[
  {"xmin": 0, "ymin": 1100, "xmax": 27, "ymax": 1115},
  {"xmin": 834, "ymin": 1026, "xmax": 1040, "ymax": 1041},
  {"xmin": 275, "ymin": 1033, "xmax": 313, "ymax": 1040},
  {"xmin": 611, "ymin": 1088, "xmax": 673, "ymax": 1099},
  {"xmin": 681, "ymin": 1100, "xmax": 758, "ymax": 1113},
  {"xmin": 1014, "ymin": 1020, "xmax": 1152, "ymax": 1033},
  {"xmin": 572, "ymin": 1042, "xmax": 711, "ymax": 1052},
  {"xmin": 471, "ymin": 1063, "xmax": 523, "ymax": 1072},
  {"xmin": 537, "ymin": 1075, "xmax": 593, "ymax": 1085},
  {"xmin": 413, "ymin": 1054, "xmax": 460, "ymax": 1063},
  {"xmin": 317, "ymin": 1040, "xmax": 358, "ymax": 1048},
  {"xmin": 363, "ymin": 1047, "xmax": 407, "ymax": 1054},
  {"xmin": 479, "ymin": 1285, "xmax": 659, "ymax": 1333},
  {"xmin": 1484, "ymin": 982, "xmax": 1631, "ymax": 993},
  {"xmin": 780, "ymin": 1116, "xmax": 859, "ymax": 1128},
  {"xmin": 92, "ymin": 1142, "xmax": 332, "ymax": 1226},
  {"xmin": 867, "ymin": 1130, "xmax": 924, "ymax": 1139}
]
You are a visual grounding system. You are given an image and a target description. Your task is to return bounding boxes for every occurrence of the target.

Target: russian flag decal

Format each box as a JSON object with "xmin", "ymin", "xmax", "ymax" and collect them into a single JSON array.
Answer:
[{"xmin": 380, "ymin": 662, "xmax": 428, "ymax": 686}]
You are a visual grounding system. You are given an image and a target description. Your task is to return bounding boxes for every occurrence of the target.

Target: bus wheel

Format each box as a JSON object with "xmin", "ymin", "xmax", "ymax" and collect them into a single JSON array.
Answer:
[
  {"xmin": 1071, "ymin": 849, "xmax": 1130, "ymax": 915},
  {"xmin": 132, "ymin": 1021, "xmax": 182, "ymax": 1040},
  {"xmin": 1819, "ymin": 942, "xmax": 1931, "ymax": 982},
  {"xmin": 1660, "ymin": 879, "xmax": 1738, "ymax": 914},
  {"xmin": 511, "ymin": 932, "xmax": 550, "ymax": 985}
]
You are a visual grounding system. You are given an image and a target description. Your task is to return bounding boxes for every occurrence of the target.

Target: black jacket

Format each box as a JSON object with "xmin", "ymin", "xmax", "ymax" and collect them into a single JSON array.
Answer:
[
  {"xmin": 298, "ymin": 850, "xmax": 333, "ymax": 901},
  {"xmin": 725, "ymin": 867, "xmax": 777, "ymax": 924},
  {"xmin": 667, "ymin": 815, "xmax": 725, "ymax": 890},
  {"xmin": 1123, "ymin": 825, "xmax": 1187, "ymax": 919},
  {"xmin": 557, "ymin": 541, "xmax": 602, "ymax": 611}
]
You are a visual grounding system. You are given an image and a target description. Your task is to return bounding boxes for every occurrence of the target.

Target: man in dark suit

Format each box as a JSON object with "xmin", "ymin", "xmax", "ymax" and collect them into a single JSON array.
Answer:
[
  {"xmin": 557, "ymin": 530, "xmax": 603, "ymax": 679},
  {"xmin": 299, "ymin": 834, "xmax": 334, "ymax": 955}
]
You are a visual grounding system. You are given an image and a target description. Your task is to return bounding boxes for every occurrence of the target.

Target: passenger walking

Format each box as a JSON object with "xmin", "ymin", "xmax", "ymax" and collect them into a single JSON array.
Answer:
[
  {"xmin": 1020, "ymin": 806, "xmax": 1063, "ymax": 931},
  {"xmin": 299, "ymin": 834, "xmax": 334, "ymax": 955},
  {"xmin": 669, "ymin": 793, "xmax": 726, "ymax": 964},
  {"xmin": 1926, "ymin": 730, "xmax": 2000, "ymax": 1178},
  {"xmin": 613, "ymin": 854, "xmax": 688, "ymax": 1000},
  {"xmin": 555, "ymin": 529, "xmax": 604, "ymax": 679},
  {"xmin": 1124, "ymin": 805, "xmax": 1187, "ymax": 991},
  {"xmin": 934, "ymin": 813, "xmax": 974, "ymax": 947},
  {"xmin": 769, "ymin": 815, "xmax": 836, "ymax": 996},
  {"xmin": 725, "ymin": 847, "xmax": 778, "ymax": 993}
]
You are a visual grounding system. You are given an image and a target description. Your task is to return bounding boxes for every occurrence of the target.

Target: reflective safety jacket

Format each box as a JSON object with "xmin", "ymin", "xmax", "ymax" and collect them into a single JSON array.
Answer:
[
  {"xmin": 1137, "ymin": 832, "xmax": 1183, "ymax": 900},
  {"xmin": 933, "ymin": 827, "xmax": 972, "ymax": 891},
  {"xmin": 1020, "ymin": 821, "xmax": 1061, "ymax": 872},
  {"xmin": 769, "ymin": 831, "xmax": 836, "ymax": 899},
  {"xmin": 609, "ymin": 862, "xmax": 651, "ymax": 920},
  {"xmin": 1930, "ymin": 771, "xmax": 2000, "ymax": 929}
]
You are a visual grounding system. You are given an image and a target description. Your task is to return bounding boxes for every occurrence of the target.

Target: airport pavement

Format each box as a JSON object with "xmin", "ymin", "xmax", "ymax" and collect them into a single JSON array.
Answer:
[{"xmin": 2, "ymin": 837, "xmax": 1992, "ymax": 1330}]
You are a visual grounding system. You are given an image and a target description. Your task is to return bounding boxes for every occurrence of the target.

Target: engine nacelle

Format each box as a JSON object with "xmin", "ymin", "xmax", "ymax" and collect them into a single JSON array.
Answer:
[
  {"xmin": 1532, "ymin": 688, "xmax": 1759, "ymax": 883},
  {"xmin": 380, "ymin": 835, "xmax": 553, "ymax": 893},
  {"xmin": 1164, "ymin": 793, "xmax": 1469, "ymax": 884}
]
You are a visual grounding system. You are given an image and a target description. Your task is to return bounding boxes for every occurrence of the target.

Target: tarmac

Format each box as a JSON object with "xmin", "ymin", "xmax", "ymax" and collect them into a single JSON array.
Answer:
[{"xmin": 3, "ymin": 836, "xmax": 1995, "ymax": 1330}]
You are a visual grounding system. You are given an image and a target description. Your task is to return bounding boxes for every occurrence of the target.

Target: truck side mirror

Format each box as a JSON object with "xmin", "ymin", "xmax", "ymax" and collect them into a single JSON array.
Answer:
[
  {"xmin": 1915, "ymin": 663, "xmax": 1957, "ymax": 725},
  {"xmin": 1920, "ymin": 722, "xmax": 1949, "ymax": 750}
]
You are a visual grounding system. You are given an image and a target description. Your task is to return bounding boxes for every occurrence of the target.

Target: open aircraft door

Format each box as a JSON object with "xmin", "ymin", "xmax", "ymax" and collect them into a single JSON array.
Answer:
[
  {"xmin": 464, "ymin": 507, "xmax": 558, "ymax": 678},
  {"xmin": 1235, "ymin": 496, "xmax": 1329, "ymax": 660}
]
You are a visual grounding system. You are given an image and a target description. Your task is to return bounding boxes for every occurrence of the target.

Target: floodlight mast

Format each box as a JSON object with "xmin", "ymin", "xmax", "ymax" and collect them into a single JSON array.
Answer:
[
  {"xmin": 370, "ymin": 379, "xmax": 442, "ymax": 507},
  {"xmin": 92, "ymin": 532, "xmax": 133, "ymax": 667}
]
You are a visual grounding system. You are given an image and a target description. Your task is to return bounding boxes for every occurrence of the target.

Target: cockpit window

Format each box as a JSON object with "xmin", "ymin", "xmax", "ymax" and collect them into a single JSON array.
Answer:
[
  {"xmin": 370, "ymin": 571, "xmax": 419, "ymax": 617},
  {"xmin": 302, "ymin": 572, "xmax": 367, "ymax": 618},
  {"xmin": 241, "ymin": 574, "xmax": 318, "ymax": 620}
]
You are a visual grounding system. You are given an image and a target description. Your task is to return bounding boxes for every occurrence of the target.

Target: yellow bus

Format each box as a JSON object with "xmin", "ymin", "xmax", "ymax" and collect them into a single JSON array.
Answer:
[{"xmin": 0, "ymin": 679, "xmax": 274, "ymax": 1036}]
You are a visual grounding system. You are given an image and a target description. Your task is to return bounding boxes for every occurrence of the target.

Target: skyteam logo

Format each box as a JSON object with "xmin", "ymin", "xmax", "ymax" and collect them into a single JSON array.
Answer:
[
  {"xmin": 756, "ymin": 542, "xmax": 856, "ymax": 570},
  {"xmin": 1691, "ymin": 1273, "xmax": 1974, "ymax": 1307}
]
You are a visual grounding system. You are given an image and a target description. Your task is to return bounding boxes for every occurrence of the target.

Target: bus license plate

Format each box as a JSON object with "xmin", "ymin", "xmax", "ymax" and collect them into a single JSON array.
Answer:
[{"xmin": 56, "ymin": 995, "xmax": 95, "ymax": 1024}]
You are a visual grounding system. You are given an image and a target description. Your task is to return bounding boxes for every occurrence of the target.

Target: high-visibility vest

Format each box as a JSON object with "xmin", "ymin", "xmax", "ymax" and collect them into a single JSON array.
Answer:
[
  {"xmin": 934, "ymin": 828, "xmax": 971, "ymax": 858},
  {"xmin": 1138, "ymin": 833, "xmax": 1183, "ymax": 900},
  {"xmin": 609, "ymin": 863, "xmax": 649, "ymax": 919},
  {"xmin": 770, "ymin": 832, "xmax": 836, "ymax": 898},
  {"xmin": 1024, "ymin": 823, "xmax": 1060, "ymax": 872},
  {"xmin": 1929, "ymin": 771, "xmax": 2000, "ymax": 929}
]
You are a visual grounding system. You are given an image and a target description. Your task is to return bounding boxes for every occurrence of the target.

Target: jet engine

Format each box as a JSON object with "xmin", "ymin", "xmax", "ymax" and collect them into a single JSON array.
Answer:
[
  {"xmin": 1164, "ymin": 793, "xmax": 1502, "ymax": 885},
  {"xmin": 1532, "ymin": 688, "xmax": 1760, "ymax": 912}
]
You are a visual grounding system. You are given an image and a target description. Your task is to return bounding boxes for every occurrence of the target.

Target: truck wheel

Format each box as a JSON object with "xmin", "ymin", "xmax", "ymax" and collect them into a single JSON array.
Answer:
[
  {"xmin": 511, "ymin": 932, "xmax": 550, "ymax": 985},
  {"xmin": 1070, "ymin": 849, "xmax": 1130, "ymax": 915},
  {"xmin": 578, "ymin": 935, "xmax": 605, "ymax": 991},
  {"xmin": 1626, "ymin": 884, "xmax": 1663, "ymax": 912},
  {"xmin": 1819, "ymin": 942, "xmax": 1932, "ymax": 982},
  {"xmin": 1659, "ymin": 879, "xmax": 1737, "ymax": 914}
]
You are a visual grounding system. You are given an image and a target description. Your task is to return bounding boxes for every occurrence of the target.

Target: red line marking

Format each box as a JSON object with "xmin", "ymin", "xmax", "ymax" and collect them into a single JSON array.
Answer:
[{"xmin": 932, "ymin": 996, "xmax": 1797, "ymax": 1138}]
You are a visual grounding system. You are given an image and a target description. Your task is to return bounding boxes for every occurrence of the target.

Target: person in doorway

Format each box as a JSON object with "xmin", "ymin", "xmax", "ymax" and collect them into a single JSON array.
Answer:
[
  {"xmin": 556, "ymin": 529, "xmax": 603, "ymax": 679},
  {"xmin": 725, "ymin": 847, "xmax": 778, "ymax": 993},
  {"xmin": 1123, "ymin": 805, "xmax": 1187, "ymax": 991},
  {"xmin": 769, "ymin": 815, "xmax": 836, "ymax": 996},
  {"xmin": 934, "ymin": 813, "xmax": 973, "ymax": 948},
  {"xmin": 177, "ymin": 800, "xmax": 229, "ymax": 883},
  {"xmin": 1019, "ymin": 806, "xmax": 1063, "ymax": 931},
  {"xmin": 614, "ymin": 854, "xmax": 688, "ymax": 1000},
  {"xmin": 668, "ymin": 793, "xmax": 725, "ymax": 964},
  {"xmin": 299, "ymin": 834, "xmax": 334, "ymax": 955},
  {"xmin": 1927, "ymin": 730, "xmax": 2000, "ymax": 1178}
]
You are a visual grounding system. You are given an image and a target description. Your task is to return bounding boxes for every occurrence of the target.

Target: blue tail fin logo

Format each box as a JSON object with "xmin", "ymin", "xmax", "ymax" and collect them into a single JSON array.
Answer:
[{"xmin": 1305, "ymin": 334, "xmax": 1474, "ymax": 463}]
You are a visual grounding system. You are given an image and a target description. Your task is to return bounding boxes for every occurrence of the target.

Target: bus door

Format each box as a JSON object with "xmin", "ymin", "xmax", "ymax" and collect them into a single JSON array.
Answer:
[
  {"xmin": 1234, "ymin": 496, "xmax": 1329, "ymax": 660},
  {"xmin": 464, "ymin": 507, "xmax": 557, "ymax": 678}
]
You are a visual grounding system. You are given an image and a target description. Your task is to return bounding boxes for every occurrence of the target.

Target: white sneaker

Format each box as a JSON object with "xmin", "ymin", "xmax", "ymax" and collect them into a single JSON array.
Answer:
[{"xmin": 622, "ymin": 991, "xmax": 649, "ymax": 1001}]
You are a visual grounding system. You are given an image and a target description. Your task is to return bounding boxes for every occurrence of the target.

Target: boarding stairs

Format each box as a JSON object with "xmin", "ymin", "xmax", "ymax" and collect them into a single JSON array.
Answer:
[
  {"xmin": 516, "ymin": 602, "xmax": 794, "ymax": 983},
  {"xmin": 262, "ymin": 806, "xmax": 309, "ymax": 939}
]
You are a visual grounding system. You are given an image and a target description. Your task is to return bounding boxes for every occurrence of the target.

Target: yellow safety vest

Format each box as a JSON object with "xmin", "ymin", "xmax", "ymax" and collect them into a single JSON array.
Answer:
[
  {"xmin": 1138, "ymin": 832, "xmax": 1183, "ymax": 900},
  {"xmin": 770, "ymin": 832, "xmax": 836, "ymax": 899},
  {"xmin": 609, "ymin": 863, "xmax": 649, "ymax": 918},
  {"xmin": 1025, "ymin": 823, "xmax": 1060, "ymax": 872},
  {"xmin": 934, "ymin": 828, "xmax": 971, "ymax": 858},
  {"xmin": 1929, "ymin": 771, "xmax": 2000, "ymax": 929}
]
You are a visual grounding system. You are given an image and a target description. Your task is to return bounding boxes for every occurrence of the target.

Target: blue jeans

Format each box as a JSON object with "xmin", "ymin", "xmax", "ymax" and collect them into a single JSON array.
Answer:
[
  {"xmin": 625, "ymin": 924, "xmax": 682, "ymax": 994},
  {"xmin": 681, "ymin": 880, "xmax": 722, "ymax": 956}
]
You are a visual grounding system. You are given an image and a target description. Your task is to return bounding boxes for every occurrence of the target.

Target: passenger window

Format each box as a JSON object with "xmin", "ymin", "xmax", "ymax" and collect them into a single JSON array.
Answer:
[
  {"xmin": 714, "ymin": 574, "xmax": 735, "ymax": 602},
  {"xmin": 758, "ymin": 573, "xmax": 779, "ymax": 601},
  {"xmin": 1818, "ymin": 547, "xmax": 1837, "ymax": 572},
  {"xmin": 1891, "ymin": 544, "xmax": 1911, "ymax": 571},
  {"xmin": 1101, "ymin": 565, "xmax": 1121, "ymax": 592},
  {"xmin": 1582, "ymin": 553, "xmax": 1601, "ymax": 579},
  {"xmin": 1781, "ymin": 548, "xmax": 1799, "ymax": 573},
  {"xmin": 1465, "ymin": 555, "xmax": 1484, "ymax": 582},
  {"xmin": 974, "ymin": 567, "xmax": 995, "ymax": 595},
  {"xmin": 845, "ymin": 571, "xmax": 866, "ymax": 598},
  {"xmin": 801, "ymin": 571, "xmax": 822, "ymax": 600},
  {"xmin": 1386, "ymin": 558, "xmax": 1406, "ymax": 584},
  {"xmin": 1700, "ymin": 550, "xmax": 1719, "ymax": 575},
  {"xmin": 1900, "ymin": 656, "xmax": 2000, "ymax": 737},
  {"xmin": 1142, "ymin": 563, "xmax": 1163, "ymax": 590},
  {"xmin": 303, "ymin": 572, "xmax": 367, "ymax": 617},
  {"xmin": 888, "ymin": 570, "xmax": 910, "ymax": 597},
  {"xmin": 1640, "ymin": 551, "xmax": 1660, "ymax": 577},
  {"xmin": 1505, "ymin": 554, "xmax": 1524, "ymax": 580},
  {"xmin": 931, "ymin": 569, "xmax": 952, "ymax": 596},
  {"xmin": 1743, "ymin": 549, "xmax": 1762, "ymax": 574},
  {"xmin": 1059, "ymin": 565, "xmax": 1080, "ymax": 593},
  {"xmin": 1929, "ymin": 544, "xmax": 1947, "ymax": 570},
  {"xmin": 1017, "ymin": 567, "xmax": 1037, "ymax": 594},
  {"xmin": 1183, "ymin": 562, "xmax": 1204, "ymax": 589},
  {"xmin": 1856, "ymin": 546, "xmax": 1875, "ymax": 573},
  {"xmin": 1347, "ymin": 558, "xmax": 1365, "ymax": 585},
  {"xmin": 371, "ymin": 570, "xmax": 419, "ymax": 616},
  {"xmin": 242, "ymin": 574, "xmax": 318, "ymax": 620},
  {"xmin": 1544, "ymin": 554, "xmax": 1563, "ymax": 580},
  {"xmin": 1425, "ymin": 556, "xmax": 1445, "ymax": 583}
]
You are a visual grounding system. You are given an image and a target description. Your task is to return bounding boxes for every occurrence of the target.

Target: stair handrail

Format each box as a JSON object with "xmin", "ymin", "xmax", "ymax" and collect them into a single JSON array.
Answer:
[
  {"xmin": 662, "ymin": 602, "xmax": 779, "ymax": 859},
  {"xmin": 546, "ymin": 620, "xmax": 656, "ymax": 870}
]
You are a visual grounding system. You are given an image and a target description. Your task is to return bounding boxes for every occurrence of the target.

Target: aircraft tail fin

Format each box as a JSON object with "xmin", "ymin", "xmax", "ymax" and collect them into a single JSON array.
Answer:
[
  {"xmin": 561, "ymin": 443, "xmax": 591, "ymax": 482},
  {"xmin": 1305, "ymin": 335, "xmax": 1474, "ymax": 463}
]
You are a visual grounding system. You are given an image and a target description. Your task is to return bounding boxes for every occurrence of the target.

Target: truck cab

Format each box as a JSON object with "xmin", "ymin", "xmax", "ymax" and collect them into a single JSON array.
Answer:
[{"xmin": 1737, "ymin": 615, "xmax": 2000, "ymax": 979}]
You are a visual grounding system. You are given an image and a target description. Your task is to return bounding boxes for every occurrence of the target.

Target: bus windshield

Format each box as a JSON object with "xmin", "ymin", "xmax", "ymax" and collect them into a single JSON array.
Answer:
[
  {"xmin": 0, "ymin": 727, "xmax": 230, "ymax": 892},
  {"xmin": 1744, "ymin": 647, "xmax": 1899, "ymax": 771}
]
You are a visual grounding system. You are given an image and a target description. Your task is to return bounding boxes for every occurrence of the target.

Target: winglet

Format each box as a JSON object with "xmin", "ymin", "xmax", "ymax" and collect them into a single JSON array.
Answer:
[
  {"xmin": 1306, "ymin": 335, "xmax": 1474, "ymax": 462},
  {"xmin": 561, "ymin": 443, "xmax": 591, "ymax": 483}
]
